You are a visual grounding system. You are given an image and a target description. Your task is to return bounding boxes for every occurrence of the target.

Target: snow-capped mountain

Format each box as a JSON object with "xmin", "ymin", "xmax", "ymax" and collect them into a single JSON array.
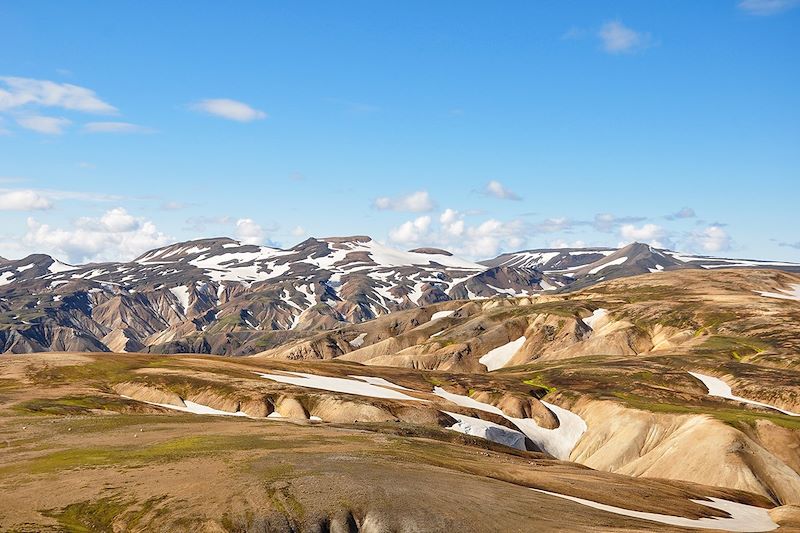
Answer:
[
  {"xmin": 485, "ymin": 242, "xmax": 800, "ymax": 289},
  {"xmin": 0, "ymin": 236, "xmax": 797, "ymax": 354}
]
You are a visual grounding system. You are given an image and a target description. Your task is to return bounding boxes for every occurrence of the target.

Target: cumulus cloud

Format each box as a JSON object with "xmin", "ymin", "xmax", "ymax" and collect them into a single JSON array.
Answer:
[
  {"xmin": 388, "ymin": 209, "xmax": 525, "ymax": 258},
  {"xmin": 235, "ymin": 218, "xmax": 265, "ymax": 245},
  {"xmin": 619, "ymin": 223, "xmax": 671, "ymax": 248},
  {"xmin": 16, "ymin": 115, "xmax": 71, "ymax": 135},
  {"xmin": 0, "ymin": 189, "xmax": 53, "ymax": 210},
  {"xmin": 598, "ymin": 21, "xmax": 651, "ymax": 54},
  {"xmin": 440, "ymin": 208, "xmax": 465, "ymax": 236},
  {"xmin": 738, "ymin": 0, "xmax": 800, "ymax": 15},
  {"xmin": 22, "ymin": 207, "xmax": 172, "ymax": 263},
  {"xmin": 690, "ymin": 225, "xmax": 731, "ymax": 253},
  {"xmin": 389, "ymin": 216, "xmax": 432, "ymax": 243},
  {"xmin": 83, "ymin": 121, "xmax": 153, "ymax": 134},
  {"xmin": 462, "ymin": 219, "xmax": 525, "ymax": 257},
  {"xmin": 0, "ymin": 77, "xmax": 117, "ymax": 114},
  {"xmin": 291, "ymin": 225, "xmax": 306, "ymax": 237},
  {"xmin": 373, "ymin": 190, "xmax": 435, "ymax": 212},
  {"xmin": 190, "ymin": 98, "xmax": 267, "ymax": 122},
  {"xmin": 483, "ymin": 180, "xmax": 521, "ymax": 201},
  {"xmin": 98, "ymin": 207, "xmax": 138, "ymax": 232}
]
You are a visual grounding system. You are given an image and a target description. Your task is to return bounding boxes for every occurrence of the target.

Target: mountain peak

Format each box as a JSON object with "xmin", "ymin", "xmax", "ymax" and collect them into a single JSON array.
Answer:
[
  {"xmin": 408, "ymin": 247, "xmax": 453, "ymax": 256},
  {"xmin": 321, "ymin": 235, "xmax": 373, "ymax": 244},
  {"xmin": 134, "ymin": 237, "xmax": 246, "ymax": 263}
]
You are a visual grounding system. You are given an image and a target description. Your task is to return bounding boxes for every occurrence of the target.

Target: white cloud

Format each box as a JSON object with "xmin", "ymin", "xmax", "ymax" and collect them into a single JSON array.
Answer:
[
  {"xmin": 98, "ymin": 207, "xmax": 138, "ymax": 232},
  {"xmin": 23, "ymin": 208, "xmax": 171, "ymax": 263},
  {"xmin": 83, "ymin": 121, "xmax": 153, "ymax": 134},
  {"xmin": 235, "ymin": 218, "xmax": 264, "ymax": 245},
  {"xmin": 0, "ymin": 187, "xmax": 121, "ymax": 212},
  {"xmin": 738, "ymin": 0, "xmax": 800, "ymax": 15},
  {"xmin": 389, "ymin": 216, "xmax": 431, "ymax": 243},
  {"xmin": 0, "ymin": 190, "xmax": 52, "ymax": 211},
  {"xmin": 190, "ymin": 98, "xmax": 267, "ymax": 122},
  {"xmin": 440, "ymin": 208, "xmax": 464, "ymax": 236},
  {"xmin": 388, "ymin": 209, "xmax": 525, "ymax": 258},
  {"xmin": 16, "ymin": 115, "xmax": 71, "ymax": 135},
  {"xmin": 598, "ymin": 21, "xmax": 651, "ymax": 54},
  {"xmin": 483, "ymin": 180, "xmax": 521, "ymax": 201},
  {"xmin": 619, "ymin": 223, "xmax": 670, "ymax": 248},
  {"xmin": 0, "ymin": 77, "xmax": 117, "ymax": 114},
  {"xmin": 291, "ymin": 225, "xmax": 306, "ymax": 237},
  {"xmin": 463, "ymin": 219, "xmax": 525, "ymax": 257},
  {"xmin": 691, "ymin": 226, "xmax": 731, "ymax": 253},
  {"xmin": 373, "ymin": 190, "xmax": 435, "ymax": 212},
  {"xmin": 549, "ymin": 239, "xmax": 587, "ymax": 249}
]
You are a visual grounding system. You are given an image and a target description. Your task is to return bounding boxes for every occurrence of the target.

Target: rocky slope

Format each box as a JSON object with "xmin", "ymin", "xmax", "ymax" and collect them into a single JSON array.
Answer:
[
  {"xmin": 2, "ymin": 266, "xmax": 799, "ymax": 529},
  {"xmin": 0, "ymin": 237, "xmax": 797, "ymax": 354},
  {"xmin": 2, "ymin": 352, "xmax": 797, "ymax": 531},
  {"xmin": 256, "ymin": 268, "xmax": 800, "ymax": 505},
  {"xmin": 258, "ymin": 268, "xmax": 800, "ymax": 372}
]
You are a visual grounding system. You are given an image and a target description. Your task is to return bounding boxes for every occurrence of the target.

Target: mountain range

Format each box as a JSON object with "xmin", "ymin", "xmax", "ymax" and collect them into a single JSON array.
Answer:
[{"xmin": 0, "ymin": 236, "xmax": 797, "ymax": 354}]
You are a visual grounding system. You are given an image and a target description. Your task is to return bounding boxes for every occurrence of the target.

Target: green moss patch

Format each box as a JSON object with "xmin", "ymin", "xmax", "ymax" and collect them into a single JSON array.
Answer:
[{"xmin": 1, "ymin": 434, "xmax": 308, "ymax": 476}]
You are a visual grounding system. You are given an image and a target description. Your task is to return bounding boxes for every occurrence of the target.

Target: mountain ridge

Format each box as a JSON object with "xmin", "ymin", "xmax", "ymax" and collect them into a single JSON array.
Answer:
[{"xmin": 0, "ymin": 235, "xmax": 798, "ymax": 354}]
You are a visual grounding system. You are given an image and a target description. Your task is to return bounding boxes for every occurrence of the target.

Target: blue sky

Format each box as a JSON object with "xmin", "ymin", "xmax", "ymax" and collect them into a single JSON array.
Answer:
[{"xmin": 0, "ymin": 1, "xmax": 798, "ymax": 263}]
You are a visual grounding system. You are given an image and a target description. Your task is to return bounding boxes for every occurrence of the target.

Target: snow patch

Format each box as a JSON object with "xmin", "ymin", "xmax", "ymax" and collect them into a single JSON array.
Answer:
[
  {"xmin": 123, "ymin": 396, "xmax": 249, "ymax": 417},
  {"xmin": 430, "ymin": 310, "xmax": 454, "ymax": 321},
  {"xmin": 433, "ymin": 387, "xmax": 586, "ymax": 459},
  {"xmin": 582, "ymin": 308, "xmax": 607, "ymax": 330},
  {"xmin": 479, "ymin": 336, "xmax": 526, "ymax": 371},
  {"xmin": 258, "ymin": 371, "xmax": 423, "ymax": 401},
  {"xmin": 444, "ymin": 411, "xmax": 527, "ymax": 450},
  {"xmin": 756, "ymin": 283, "xmax": 800, "ymax": 302},
  {"xmin": 169, "ymin": 286, "xmax": 191, "ymax": 312},
  {"xmin": 349, "ymin": 333, "xmax": 367, "ymax": 348},
  {"xmin": 588, "ymin": 256, "xmax": 628, "ymax": 275},
  {"xmin": 348, "ymin": 375, "xmax": 413, "ymax": 391},
  {"xmin": 689, "ymin": 372, "xmax": 799, "ymax": 417},
  {"xmin": 539, "ymin": 279, "xmax": 556, "ymax": 291},
  {"xmin": 530, "ymin": 489, "xmax": 777, "ymax": 532}
]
